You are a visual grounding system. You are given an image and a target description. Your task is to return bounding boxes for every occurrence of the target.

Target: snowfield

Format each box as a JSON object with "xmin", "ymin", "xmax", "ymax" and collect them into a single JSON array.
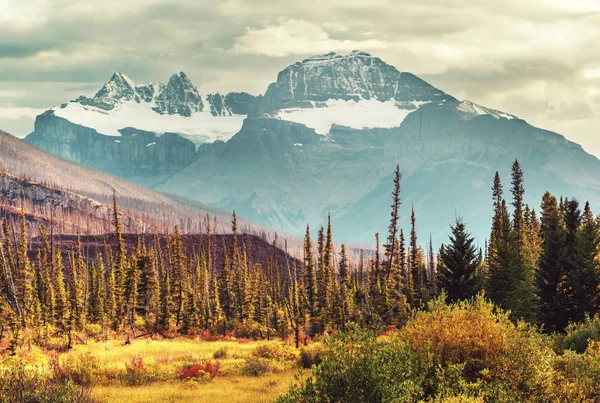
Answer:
[
  {"xmin": 274, "ymin": 98, "xmax": 427, "ymax": 135},
  {"xmin": 52, "ymin": 98, "xmax": 246, "ymax": 144}
]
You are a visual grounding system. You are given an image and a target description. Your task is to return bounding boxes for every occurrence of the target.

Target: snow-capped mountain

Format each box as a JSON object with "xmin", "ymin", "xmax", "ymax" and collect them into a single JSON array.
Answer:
[
  {"xmin": 49, "ymin": 71, "xmax": 258, "ymax": 144},
  {"xmin": 25, "ymin": 51, "xmax": 600, "ymax": 245},
  {"xmin": 262, "ymin": 51, "xmax": 452, "ymax": 135}
]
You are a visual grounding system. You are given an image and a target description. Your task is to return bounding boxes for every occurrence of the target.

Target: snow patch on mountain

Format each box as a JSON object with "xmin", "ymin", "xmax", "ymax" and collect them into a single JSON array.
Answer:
[
  {"xmin": 457, "ymin": 100, "xmax": 515, "ymax": 121},
  {"xmin": 52, "ymin": 98, "xmax": 245, "ymax": 144},
  {"xmin": 273, "ymin": 98, "xmax": 425, "ymax": 135}
]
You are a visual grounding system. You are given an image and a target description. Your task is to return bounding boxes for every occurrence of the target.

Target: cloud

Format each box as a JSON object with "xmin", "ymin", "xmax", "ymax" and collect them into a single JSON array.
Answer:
[
  {"xmin": 0, "ymin": 0, "xmax": 599, "ymax": 157},
  {"xmin": 232, "ymin": 19, "xmax": 388, "ymax": 57},
  {"xmin": 0, "ymin": 106, "xmax": 44, "ymax": 120}
]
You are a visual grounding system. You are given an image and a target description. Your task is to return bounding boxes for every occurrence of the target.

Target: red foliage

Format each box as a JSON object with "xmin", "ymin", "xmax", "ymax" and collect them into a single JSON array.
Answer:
[
  {"xmin": 177, "ymin": 360, "xmax": 220, "ymax": 380},
  {"xmin": 125, "ymin": 356, "xmax": 145, "ymax": 372}
]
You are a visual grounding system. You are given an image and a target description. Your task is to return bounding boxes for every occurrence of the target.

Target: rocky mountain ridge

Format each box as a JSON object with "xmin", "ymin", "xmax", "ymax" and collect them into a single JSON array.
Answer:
[{"xmin": 23, "ymin": 51, "xmax": 600, "ymax": 245}]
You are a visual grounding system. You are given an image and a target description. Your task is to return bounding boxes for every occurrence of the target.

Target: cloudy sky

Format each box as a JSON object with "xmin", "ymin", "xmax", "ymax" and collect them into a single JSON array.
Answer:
[{"xmin": 1, "ymin": 0, "xmax": 599, "ymax": 155}]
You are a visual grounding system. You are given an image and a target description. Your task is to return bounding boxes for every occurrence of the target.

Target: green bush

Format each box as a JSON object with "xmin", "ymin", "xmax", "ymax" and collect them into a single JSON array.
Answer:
[
  {"xmin": 561, "ymin": 315, "xmax": 600, "ymax": 353},
  {"xmin": 213, "ymin": 346, "xmax": 229, "ymax": 359},
  {"xmin": 0, "ymin": 357, "xmax": 98, "ymax": 403},
  {"xmin": 277, "ymin": 297, "xmax": 572, "ymax": 403},
  {"xmin": 241, "ymin": 357, "xmax": 271, "ymax": 376}
]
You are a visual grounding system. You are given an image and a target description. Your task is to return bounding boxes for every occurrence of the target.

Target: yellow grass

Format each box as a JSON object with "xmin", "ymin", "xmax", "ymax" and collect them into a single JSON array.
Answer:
[
  {"xmin": 92, "ymin": 370, "xmax": 297, "ymax": 403},
  {"xmin": 58, "ymin": 338, "xmax": 301, "ymax": 402},
  {"xmin": 5, "ymin": 337, "xmax": 302, "ymax": 402}
]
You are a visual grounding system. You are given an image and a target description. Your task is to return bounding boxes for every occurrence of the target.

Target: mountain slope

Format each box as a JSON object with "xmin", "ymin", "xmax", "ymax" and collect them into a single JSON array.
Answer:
[
  {"xmin": 23, "ymin": 51, "xmax": 600, "ymax": 245},
  {"xmin": 0, "ymin": 130, "xmax": 260, "ymax": 235},
  {"xmin": 158, "ymin": 52, "xmax": 600, "ymax": 245}
]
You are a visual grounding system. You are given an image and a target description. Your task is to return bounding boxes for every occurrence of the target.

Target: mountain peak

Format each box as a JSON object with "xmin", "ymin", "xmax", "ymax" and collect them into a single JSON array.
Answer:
[
  {"xmin": 90, "ymin": 72, "xmax": 137, "ymax": 108},
  {"xmin": 262, "ymin": 51, "xmax": 451, "ymax": 111},
  {"xmin": 153, "ymin": 71, "xmax": 204, "ymax": 117}
]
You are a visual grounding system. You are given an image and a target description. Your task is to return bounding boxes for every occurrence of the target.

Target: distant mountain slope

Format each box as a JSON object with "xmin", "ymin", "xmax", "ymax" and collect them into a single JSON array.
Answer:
[{"xmin": 0, "ymin": 130, "xmax": 261, "ymax": 235}]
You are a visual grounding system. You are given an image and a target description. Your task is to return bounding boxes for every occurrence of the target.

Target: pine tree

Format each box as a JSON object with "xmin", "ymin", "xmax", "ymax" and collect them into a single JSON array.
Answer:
[
  {"xmin": 537, "ymin": 192, "xmax": 568, "ymax": 332},
  {"xmin": 15, "ymin": 210, "xmax": 34, "ymax": 325},
  {"xmin": 437, "ymin": 218, "xmax": 482, "ymax": 302},
  {"xmin": 568, "ymin": 201, "xmax": 599, "ymax": 323},
  {"xmin": 487, "ymin": 173, "xmax": 514, "ymax": 311},
  {"xmin": 112, "ymin": 191, "xmax": 127, "ymax": 329},
  {"xmin": 169, "ymin": 226, "xmax": 186, "ymax": 327},
  {"xmin": 303, "ymin": 225, "xmax": 318, "ymax": 335},
  {"xmin": 409, "ymin": 208, "xmax": 427, "ymax": 307}
]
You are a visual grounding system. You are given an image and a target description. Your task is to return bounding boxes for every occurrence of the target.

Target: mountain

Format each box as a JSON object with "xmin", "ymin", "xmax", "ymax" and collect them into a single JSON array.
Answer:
[
  {"xmin": 24, "ymin": 51, "xmax": 600, "ymax": 246},
  {"xmin": 0, "ymin": 130, "xmax": 264, "ymax": 236},
  {"xmin": 26, "ymin": 72, "xmax": 261, "ymax": 186}
]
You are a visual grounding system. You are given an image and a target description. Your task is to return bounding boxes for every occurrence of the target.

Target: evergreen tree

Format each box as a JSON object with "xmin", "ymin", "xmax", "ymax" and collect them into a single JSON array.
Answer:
[
  {"xmin": 537, "ymin": 192, "xmax": 568, "ymax": 332},
  {"xmin": 568, "ymin": 201, "xmax": 600, "ymax": 323},
  {"xmin": 437, "ymin": 218, "xmax": 482, "ymax": 302}
]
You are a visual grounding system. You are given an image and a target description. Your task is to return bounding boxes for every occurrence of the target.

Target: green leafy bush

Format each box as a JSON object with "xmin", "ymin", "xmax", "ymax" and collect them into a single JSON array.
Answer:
[
  {"xmin": 560, "ymin": 315, "xmax": 600, "ymax": 353},
  {"xmin": 277, "ymin": 297, "xmax": 570, "ymax": 403}
]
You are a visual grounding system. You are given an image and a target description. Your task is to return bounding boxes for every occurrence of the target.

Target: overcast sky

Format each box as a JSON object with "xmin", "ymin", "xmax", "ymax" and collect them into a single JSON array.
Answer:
[{"xmin": 1, "ymin": 0, "xmax": 599, "ymax": 156}]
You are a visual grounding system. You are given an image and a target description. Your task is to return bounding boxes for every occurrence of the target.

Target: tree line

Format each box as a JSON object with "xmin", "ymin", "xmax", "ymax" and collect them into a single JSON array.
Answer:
[{"xmin": 0, "ymin": 161, "xmax": 598, "ymax": 351}]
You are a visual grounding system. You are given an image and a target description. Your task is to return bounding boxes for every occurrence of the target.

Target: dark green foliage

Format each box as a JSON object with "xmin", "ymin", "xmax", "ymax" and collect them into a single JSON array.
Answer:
[
  {"xmin": 437, "ymin": 218, "xmax": 482, "ymax": 302},
  {"xmin": 560, "ymin": 315, "xmax": 600, "ymax": 353}
]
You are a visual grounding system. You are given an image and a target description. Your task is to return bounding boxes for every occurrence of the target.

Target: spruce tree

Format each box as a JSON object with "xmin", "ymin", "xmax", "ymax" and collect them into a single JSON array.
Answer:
[
  {"xmin": 568, "ymin": 201, "xmax": 599, "ymax": 323},
  {"xmin": 437, "ymin": 218, "xmax": 482, "ymax": 302},
  {"xmin": 537, "ymin": 192, "xmax": 568, "ymax": 332}
]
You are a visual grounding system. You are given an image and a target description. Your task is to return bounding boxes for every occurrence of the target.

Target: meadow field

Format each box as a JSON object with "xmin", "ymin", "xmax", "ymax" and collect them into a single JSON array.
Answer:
[{"xmin": 1, "ymin": 336, "xmax": 312, "ymax": 403}]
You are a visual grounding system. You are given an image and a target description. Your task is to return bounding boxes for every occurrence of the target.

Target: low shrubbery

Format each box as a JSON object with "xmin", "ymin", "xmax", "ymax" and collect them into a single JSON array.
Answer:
[
  {"xmin": 277, "ymin": 296, "xmax": 600, "ymax": 403},
  {"xmin": 560, "ymin": 315, "xmax": 600, "ymax": 353},
  {"xmin": 213, "ymin": 346, "xmax": 229, "ymax": 359},
  {"xmin": 241, "ymin": 357, "xmax": 272, "ymax": 376},
  {"xmin": 50, "ymin": 351, "xmax": 101, "ymax": 386},
  {"xmin": 0, "ymin": 357, "xmax": 98, "ymax": 403},
  {"xmin": 177, "ymin": 359, "xmax": 221, "ymax": 381},
  {"xmin": 299, "ymin": 343, "xmax": 324, "ymax": 369}
]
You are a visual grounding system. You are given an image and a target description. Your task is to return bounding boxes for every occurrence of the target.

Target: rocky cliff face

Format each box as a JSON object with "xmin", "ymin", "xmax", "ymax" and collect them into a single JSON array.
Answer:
[
  {"xmin": 152, "ymin": 72, "xmax": 204, "ymax": 117},
  {"xmin": 260, "ymin": 51, "xmax": 452, "ymax": 111},
  {"xmin": 27, "ymin": 112, "xmax": 197, "ymax": 187}
]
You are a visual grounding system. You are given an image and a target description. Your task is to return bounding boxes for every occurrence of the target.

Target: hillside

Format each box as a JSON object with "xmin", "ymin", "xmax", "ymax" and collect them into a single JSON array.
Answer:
[{"xmin": 0, "ymin": 130, "xmax": 265, "ymax": 236}]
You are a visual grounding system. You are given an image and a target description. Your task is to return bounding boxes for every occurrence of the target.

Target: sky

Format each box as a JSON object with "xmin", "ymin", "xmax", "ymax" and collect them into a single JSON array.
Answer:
[{"xmin": 1, "ymin": 0, "xmax": 599, "ymax": 156}]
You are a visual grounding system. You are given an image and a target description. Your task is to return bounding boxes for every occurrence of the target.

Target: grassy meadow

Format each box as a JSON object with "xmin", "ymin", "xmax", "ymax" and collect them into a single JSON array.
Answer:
[{"xmin": 1, "ymin": 337, "xmax": 310, "ymax": 403}]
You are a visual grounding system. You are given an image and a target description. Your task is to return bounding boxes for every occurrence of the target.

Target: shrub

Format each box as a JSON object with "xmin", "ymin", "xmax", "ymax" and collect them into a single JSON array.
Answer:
[
  {"xmin": 399, "ymin": 295, "xmax": 553, "ymax": 400},
  {"xmin": 213, "ymin": 346, "xmax": 229, "ymax": 359},
  {"xmin": 277, "ymin": 324, "xmax": 428, "ymax": 402},
  {"xmin": 252, "ymin": 343, "xmax": 297, "ymax": 361},
  {"xmin": 549, "ymin": 344, "xmax": 600, "ymax": 401},
  {"xmin": 299, "ymin": 343, "xmax": 324, "ymax": 369},
  {"xmin": 277, "ymin": 297, "xmax": 562, "ymax": 403},
  {"xmin": 0, "ymin": 357, "xmax": 98, "ymax": 403},
  {"xmin": 561, "ymin": 315, "xmax": 600, "ymax": 353},
  {"xmin": 177, "ymin": 359, "xmax": 220, "ymax": 381},
  {"xmin": 241, "ymin": 357, "xmax": 271, "ymax": 376},
  {"xmin": 50, "ymin": 351, "xmax": 100, "ymax": 386},
  {"xmin": 123, "ymin": 356, "xmax": 147, "ymax": 386}
]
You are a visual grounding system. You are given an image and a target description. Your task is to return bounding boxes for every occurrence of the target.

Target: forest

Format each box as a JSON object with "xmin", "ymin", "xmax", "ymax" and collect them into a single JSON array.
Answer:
[{"xmin": 2, "ymin": 160, "xmax": 600, "ymax": 402}]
